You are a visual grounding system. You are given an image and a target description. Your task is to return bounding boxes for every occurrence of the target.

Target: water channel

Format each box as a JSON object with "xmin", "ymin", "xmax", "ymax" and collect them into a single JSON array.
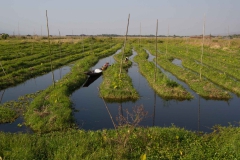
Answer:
[
  {"xmin": 1, "ymin": 49, "xmax": 240, "ymax": 133},
  {"xmin": 71, "ymin": 50, "xmax": 240, "ymax": 133}
]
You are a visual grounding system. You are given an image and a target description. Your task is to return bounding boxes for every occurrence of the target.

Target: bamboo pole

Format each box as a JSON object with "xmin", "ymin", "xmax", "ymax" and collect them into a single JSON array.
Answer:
[
  {"xmin": 46, "ymin": 10, "xmax": 55, "ymax": 87},
  {"xmin": 140, "ymin": 23, "xmax": 142, "ymax": 48},
  {"xmin": 58, "ymin": 30, "xmax": 62, "ymax": 59},
  {"xmin": 166, "ymin": 24, "xmax": 169, "ymax": 55},
  {"xmin": 119, "ymin": 14, "xmax": 130, "ymax": 77},
  {"xmin": 154, "ymin": 19, "xmax": 158, "ymax": 82},
  {"xmin": 228, "ymin": 26, "xmax": 230, "ymax": 47},
  {"xmin": 139, "ymin": 22, "xmax": 141, "ymax": 48},
  {"xmin": 200, "ymin": 15, "xmax": 205, "ymax": 80},
  {"xmin": 82, "ymin": 34, "xmax": 84, "ymax": 53}
]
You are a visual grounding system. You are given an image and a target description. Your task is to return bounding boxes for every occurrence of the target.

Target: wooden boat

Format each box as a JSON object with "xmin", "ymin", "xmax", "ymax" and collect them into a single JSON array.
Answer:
[
  {"xmin": 84, "ymin": 62, "xmax": 109, "ymax": 77},
  {"xmin": 84, "ymin": 69, "xmax": 102, "ymax": 76},
  {"xmin": 83, "ymin": 74, "xmax": 102, "ymax": 87}
]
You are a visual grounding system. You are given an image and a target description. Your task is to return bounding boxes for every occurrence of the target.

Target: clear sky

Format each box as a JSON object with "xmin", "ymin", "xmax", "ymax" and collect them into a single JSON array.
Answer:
[{"xmin": 1, "ymin": 0, "xmax": 239, "ymax": 36}]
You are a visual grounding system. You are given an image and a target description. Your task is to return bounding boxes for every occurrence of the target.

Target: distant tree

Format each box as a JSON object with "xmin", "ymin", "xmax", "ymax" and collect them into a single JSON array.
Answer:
[{"xmin": 1, "ymin": 34, "xmax": 9, "ymax": 39}]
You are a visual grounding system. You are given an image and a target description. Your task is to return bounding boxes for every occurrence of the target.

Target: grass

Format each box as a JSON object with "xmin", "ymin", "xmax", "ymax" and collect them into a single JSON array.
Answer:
[
  {"xmin": 24, "ymin": 44, "xmax": 122, "ymax": 133},
  {"xmin": 0, "ymin": 92, "xmax": 40, "ymax": 123},
  {"xmin": 0, "ymin": 107, "xmax": 17, "ymax": 123},
  {"xmin": 99, "ymin": 44, "xmax": 139, "ymax": 102},
  {"xmin": 133, "ymin": 44, "xmax": 193, "ymax": 100},
  {"xmin": 0, "ymin": 37, "xmax": 116, "ymax": 90},
  {"xmin": 0, "ymin": 125, "xmax": 240, "ymax": 159},
  {"xmin": 144, "ymin": 41, "xmax": 231, "ymax": 100}
]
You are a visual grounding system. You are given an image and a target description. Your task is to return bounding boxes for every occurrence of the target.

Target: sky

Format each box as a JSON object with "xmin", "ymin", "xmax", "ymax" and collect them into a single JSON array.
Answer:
[{"xmin": 0, "ymin": 0, "xmax": 240, "ymax": 36}]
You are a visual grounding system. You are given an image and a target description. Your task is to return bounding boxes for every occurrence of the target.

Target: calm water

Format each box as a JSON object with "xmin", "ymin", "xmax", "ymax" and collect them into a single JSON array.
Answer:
[
  {"xmin": 71, "ymin": 50, "xmax": 240, "ymax": 133},
  {"xmin": 1, "ymin": 50, "xmax": 240, "ymax": 133},
  {"xmin": 0, "ymin": 65, "xmax": 71, "ymax": 132}
]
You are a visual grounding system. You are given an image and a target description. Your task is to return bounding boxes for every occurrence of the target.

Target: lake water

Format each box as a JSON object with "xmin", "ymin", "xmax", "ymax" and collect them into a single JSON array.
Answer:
[
  {"xmin": 1, "ymin": 49, "xmax": 240, "ymax": 133},
  {"xmin": 71, "ymin": 50, "xmax": 240, "ymax": 133}
]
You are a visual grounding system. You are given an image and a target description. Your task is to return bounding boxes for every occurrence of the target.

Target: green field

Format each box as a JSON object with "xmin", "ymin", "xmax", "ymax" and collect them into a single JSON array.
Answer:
[{"xmin": 1, "ymin": 36, "xmax": 240, "ymax": 159}]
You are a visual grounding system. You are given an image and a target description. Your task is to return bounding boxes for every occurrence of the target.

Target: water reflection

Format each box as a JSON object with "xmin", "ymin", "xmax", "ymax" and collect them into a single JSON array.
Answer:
[
  {"xmin": 172, "ymin": 58, "xmax": 184, "ymax": 68},
  {"xmin": 0, "ymin": 90, "xmax": 5, "ymax": 104},
  {"xmin": 0, "ymin": 65, "xmax": 71, "ymax": 133},
  {"xmin": 198, "ymin": 95, "xmax": 201, "ymax": 134},
  {"xmin": 153, "ymin": 92, "xmax": 156, "ymax": 126},
  {"xmin": 1, "ymin": 66, "xmax": 71, "ymax": 104},
  {"xmin": 83, "ymin": 74, "xmax": 102, "ymax": 87}
]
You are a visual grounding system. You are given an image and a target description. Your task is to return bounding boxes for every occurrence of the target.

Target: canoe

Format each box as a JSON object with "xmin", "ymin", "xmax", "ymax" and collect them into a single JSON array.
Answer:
[
  {"xmin": 84, "ymin": 68, "xmax": 102, "ymax": 76},
  {"xmin": 84, "ymin": 71, "xmax": 102, "ymax": 76},
  {"xmin": 83, "ymin": 74, "xmax": 102, "ymax": 87}
]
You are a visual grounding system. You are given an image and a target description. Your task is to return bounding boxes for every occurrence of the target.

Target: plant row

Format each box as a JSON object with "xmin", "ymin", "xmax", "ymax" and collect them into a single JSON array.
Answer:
[
  {"xmin": 133, "ymin": 44, "xmax": 193, "ymax": 100},
  {"xmin": 148, "ymin": 46, "xmax": 230, "ymax": 99},
  {"xmin": 0, "ymin": 42, "xmax": 118, "ymax": 90},
  {"xmin": 0, "ymin": 126, "xmax": 240, "ymax": 159},
  {"xmin": 24, "ymin": 43, "xmax": 122, "ymax": 133},
  {"xmin": 0, "ymin": 41, "xmax": 110, "ymax": 77},
  {"xmin": 99, "ymin": 44, "xmax": 139, "ymax": 102}
]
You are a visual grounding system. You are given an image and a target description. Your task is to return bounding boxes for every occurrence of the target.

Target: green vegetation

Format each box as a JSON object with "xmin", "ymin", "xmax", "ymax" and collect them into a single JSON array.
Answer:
[
  {"xmin": 0, "ymin": 126, "xmax": 240, "ymax": 159},
  {"xmin": 144, "ymin": 45, "xmax": 230, "ymax": 99},
  {"xmin": 0, "ymin": 107, "xmax": 16, "ymax": 123},
  {"xmin": 0, "ymin": 92, "xmax": 40, "ymax": 123},
  {"xmin": 99, "ymin": 44, "xmax": 139, "ymax": 101},
  {"xmin": 158, "ymin": 42, "xmax": 240, "ymax": 96},
  {"xmin": 1, "ymin": 37, "xmax": 240, "ymax": 159},
  {"xmin": 24, "ymin": 44, "xmax": 122, "ymax": 133},
  {"xmin": 0, "ymin": 38, "xmax": 115, "ymax": 90},
  {"xmin": 133, "ymin": 44, "xmax": 193, "ymax": 100},
  {"xmin": 1, "ymin": 34, "xmax": 9, "ymax": 40}
]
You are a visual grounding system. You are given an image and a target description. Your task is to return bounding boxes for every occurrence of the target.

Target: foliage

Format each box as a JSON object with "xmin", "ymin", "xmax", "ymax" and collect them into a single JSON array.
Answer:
[
  {"xmin": 0, "ymin": 92, "xmax": 40, "ymax": 123},
  {"xmin": 24, "ymin": 44, "xmax": 122, "ymax": 133},
  {"xmin": 99, "ymin": 44, "xmax": 139, "ymax": 102},
  {"xmin": 133, "ymin": 44, "xmax": 193, "ymax": 100},
  {"xmin": 144, "ymin": 42, "xmax": 231, "ymax": 100},
  {"xmin": 0, "ymin": 126, "xmax": 240, "ymax": 159},
  {"xmin": 0, "ymin": 39, "xmax": 115, "ymax": 90},
  {"xmin": 1, "ymin": 34, "xmax": 9, "ymax": 40}
]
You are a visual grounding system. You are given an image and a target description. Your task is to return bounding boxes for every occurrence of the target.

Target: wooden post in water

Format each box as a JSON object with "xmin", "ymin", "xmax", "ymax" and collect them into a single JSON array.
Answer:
[
  {"xmin": 119, "ymin": 14, "xmax": 130, "ymax": 77},
  {"xmin": 154, "ymin": 19, "xmax": 158, "ymax": 83},
  {"xmin": 200, "ymin": 15, "xmax": 205, "ymax": 81},
  {"xmin": 46, "ymin": 10, "xmax": 55, "ymax": 87}
]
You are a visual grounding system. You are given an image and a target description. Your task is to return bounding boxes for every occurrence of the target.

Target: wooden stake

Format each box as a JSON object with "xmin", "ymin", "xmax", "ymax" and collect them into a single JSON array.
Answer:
[
  {"xmin": 154, "ymin": 19, "xmax": 158, "ymax": 82},
  {"xmin": 58, "ymin": 30, "xmax": 62, "ymax": 59},
  {"xmin": 46, "ymin": 10, "xmax": 55, "ymax": 87},
  {"xmin": 119, "ymin": 14, "xmax": 130, "ymax": 77},
  {"xmin": 200, "ymin": 15, "xmax": 205, "ymax": 80},
  {"xmin": 228, "ymin": 26, "xmax": 230, "ymax": 47},
  {"xmin": 166, "ymin": 24, "xmax": 169, "ymax": 55}
]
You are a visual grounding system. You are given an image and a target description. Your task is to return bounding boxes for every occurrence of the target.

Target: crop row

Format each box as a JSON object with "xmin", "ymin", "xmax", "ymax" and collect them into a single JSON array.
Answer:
[
  {"xmin": 144, "ymin": 44, "xmax": 230, "ymax": 99},
  {"xmin": 99, "ymin": 44, "xmax": 139, "ymax": 101},
  {"xmin": 0, "ymin": 41, "xmax": 110, "ymax": 77},
  {"xmin": 153, "ymin": 41, "xmax": 240, "ymax": 96},
  {"xmin": 0, "ymin": 42, "xmax": 119, "ymax": 90},
  {"xmin": 24, "ymin": 43, "xmax": 123, "ymax": 132},
  {"xmin": 133, "ymin": 44, "xmax": 192, "ymax": 100}
]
